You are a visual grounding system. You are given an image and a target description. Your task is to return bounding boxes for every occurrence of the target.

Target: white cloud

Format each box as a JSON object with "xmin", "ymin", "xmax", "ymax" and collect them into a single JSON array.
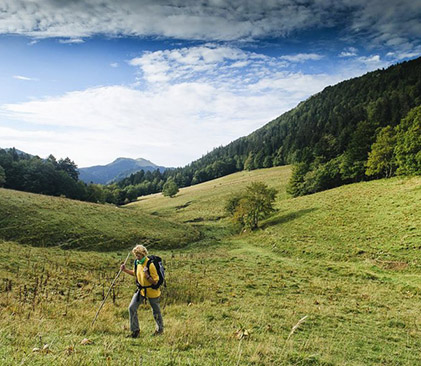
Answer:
[
  {"xmin": 58, "ymin": 38, "xmax": 85, "ymax": 44},
  {"xmin": 280, "ymin": 53, "xmax": 324, "ymax": 63},
  {"xmin": 110, "ymin": 62, "xmax": 119, "ymax": 68},
  {"xmin": 339, "ymin": 47, "xmax": 358, "ymax": 57},
  {"xmin": 386, "ymin": 48, "xmax": 421, "ymax": 61},
  {"xmin": 13, "ymin": 75, "xmax": 37, "ymax": 81},
  {"xmin": 334, "ymin": 54, "xmax": 390, "ymax": 74},
  {"xmin": 129, "ymin": 45, "xmax": 259, "ymax": 85},
  {"xmin": 358, "ymin": 55, "xmax": 382, "ymax": 64}
]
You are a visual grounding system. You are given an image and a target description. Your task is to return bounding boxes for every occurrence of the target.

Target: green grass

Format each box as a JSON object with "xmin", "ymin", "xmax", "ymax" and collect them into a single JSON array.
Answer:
[
  {"xmin": 253, "ymin": 176, "xmax": 421, "ymax": 264},
  {"xmin": 0, "ymin": 188, "xmax": 200, "ymax": 250},
  {"xmin": 127, "ymin": 166, "xmax": 291, "ymax": 224},
  {"xmin": 1, "ymin": 168, "xmax": 421, "ymax": 365}
]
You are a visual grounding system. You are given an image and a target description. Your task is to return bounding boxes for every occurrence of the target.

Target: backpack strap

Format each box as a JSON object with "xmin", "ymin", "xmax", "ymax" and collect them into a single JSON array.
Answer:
[{"xmin": 134, "ymin": 258, "xmax": 152, "ymax": 302}]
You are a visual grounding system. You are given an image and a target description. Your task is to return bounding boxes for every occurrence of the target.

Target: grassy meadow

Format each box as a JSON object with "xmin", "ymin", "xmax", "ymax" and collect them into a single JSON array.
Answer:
[
  {"xmin": 1, "ymin": 166, "xmax": 421, "ymax": 365},
  {"xmin": 0, "ymin": 188, "xmax": 200, "ymax": 250},
  {"xmin": 128, "ymin": 166, "xmax": 292, "ymax": 223}
]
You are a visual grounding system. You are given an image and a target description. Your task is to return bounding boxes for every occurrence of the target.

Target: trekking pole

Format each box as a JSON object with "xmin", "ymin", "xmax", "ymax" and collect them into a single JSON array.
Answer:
[{"xmin": 91, "ymin": 251, "xmax": 131, "ymax": 327}]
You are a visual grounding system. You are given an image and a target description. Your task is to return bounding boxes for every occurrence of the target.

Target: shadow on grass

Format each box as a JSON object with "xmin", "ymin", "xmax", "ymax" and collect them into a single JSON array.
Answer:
[{"xmin": 262, "ymin": 208, "xmax": 318, "ymax": 229}]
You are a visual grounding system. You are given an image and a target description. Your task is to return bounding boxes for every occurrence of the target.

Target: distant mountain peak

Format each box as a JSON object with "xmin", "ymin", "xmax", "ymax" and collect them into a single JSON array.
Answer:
[
  {"xmin": 110, "ymin": 157, "xmax": 157, "ymax": 166},
  {"xmin": 78, "ymin": 157, "xmax": 165, "ymax": 184},
  {"xmin": 135, "ymin": 157, "xmax": 157, "ymax": 166}
]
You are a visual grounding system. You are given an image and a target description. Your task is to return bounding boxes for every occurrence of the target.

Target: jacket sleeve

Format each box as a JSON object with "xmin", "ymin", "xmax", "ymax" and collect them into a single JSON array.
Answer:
[{"xmin": 149, "ymin": 263, "xmax": 159, "ymax": 283}]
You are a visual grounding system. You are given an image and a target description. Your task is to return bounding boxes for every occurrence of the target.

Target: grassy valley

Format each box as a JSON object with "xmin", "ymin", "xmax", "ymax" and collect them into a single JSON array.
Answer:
[{"xmin": 1, "ymin": 167, "xmax": 420, "ymax": 365}]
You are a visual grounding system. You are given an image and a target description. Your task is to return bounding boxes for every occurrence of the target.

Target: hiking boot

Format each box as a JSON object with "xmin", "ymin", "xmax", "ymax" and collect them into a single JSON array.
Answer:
[
  {"xmin": 126, "ymin": 330, "xmax": 139, "ymax": 338},
  {"xmin": 152, "ymin": 330, "xmax": 163, "ymax": 336}
]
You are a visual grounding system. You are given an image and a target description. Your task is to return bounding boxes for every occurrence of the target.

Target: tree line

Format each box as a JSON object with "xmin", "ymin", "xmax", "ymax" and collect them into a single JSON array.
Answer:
[{"xmin": 0, "ymin": 149, "xmax": 146, "ymax": 205}]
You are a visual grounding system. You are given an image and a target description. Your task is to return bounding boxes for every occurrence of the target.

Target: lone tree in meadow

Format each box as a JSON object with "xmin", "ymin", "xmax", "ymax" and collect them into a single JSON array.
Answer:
[
  {"xmin": 162, "ymin": 179, "xmax": 179, "ymax": 198},
  {"xmin": 225, "ymin": 182, "xmax": 277, "ymax": 231}
]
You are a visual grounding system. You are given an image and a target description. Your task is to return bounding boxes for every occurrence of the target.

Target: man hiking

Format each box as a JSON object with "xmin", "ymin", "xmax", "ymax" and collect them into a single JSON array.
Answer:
[{"xmin": 120, "ymin": 244, "xmax": 164, "ymax": 338}]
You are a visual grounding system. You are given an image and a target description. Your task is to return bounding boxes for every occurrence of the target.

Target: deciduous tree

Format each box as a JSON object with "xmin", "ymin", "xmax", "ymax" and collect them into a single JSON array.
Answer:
[
  {"xmin": 366, "ymin": 126, "xmax": 397, "ymax": 178},
  {"xmin": 162, "ymin": 179, "xmax": 179, "ymax": 198},
  {"xmin": 226, "ymin": 182, "xmax": 277, "ymax": 230}
]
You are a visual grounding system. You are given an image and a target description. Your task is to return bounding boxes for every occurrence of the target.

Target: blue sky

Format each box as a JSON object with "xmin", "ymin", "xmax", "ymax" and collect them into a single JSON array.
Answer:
[{"xmin": 0, "ymin": 1, "xmax": 420, "ymax": 168}]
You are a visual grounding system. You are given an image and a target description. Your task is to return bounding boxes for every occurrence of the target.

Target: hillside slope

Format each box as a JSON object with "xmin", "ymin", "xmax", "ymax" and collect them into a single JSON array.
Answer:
[
  {"xmin": 0, "ymin": 188, "xmax": 199, "ymax": 250},
  {"xmin": 130, "ymin": 166, "xmax": 420, "ymax": 265},
  {"xmin": 1, "ymin": 169, "xmax": 420, "ymax": 365},
  {"xmin": 248, "ymin": 175, "xmax": 421, "ymax": 263},
  {"xmin": 127, "ymin": 166, "xmax": 292, "ymax": 223}
]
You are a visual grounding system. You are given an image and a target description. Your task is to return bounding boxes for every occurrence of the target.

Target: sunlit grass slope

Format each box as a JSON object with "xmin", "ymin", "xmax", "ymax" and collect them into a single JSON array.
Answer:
[
  {"xmin": 130, "ymin": 166, "xmax": 420, "ymax": 265},
  {"xmin": 127, "ymin": 166, "xmax": 292, "ymax": 224},
  {"xmin": 0, "ymin": 188, "xmax": 200, "ymax": 250},
  {"xmin": 1, "ymin": 169, "xmax": 420, "ymax": 365},
  {"xmin": 251, "ymin": 175, "xmax": 421, "ymax": 264}
]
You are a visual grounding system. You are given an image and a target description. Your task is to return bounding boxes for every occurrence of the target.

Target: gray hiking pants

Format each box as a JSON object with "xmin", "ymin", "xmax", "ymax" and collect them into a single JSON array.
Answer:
[{"xmin": 129, "ymin": 290, "xmax": 164, "ymax": 333}]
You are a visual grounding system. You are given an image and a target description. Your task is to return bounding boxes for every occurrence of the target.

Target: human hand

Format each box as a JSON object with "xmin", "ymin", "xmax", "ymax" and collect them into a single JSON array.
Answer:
[{"xmin": 120, "ymin": 263, "xmax": 126, "ymax": 271}]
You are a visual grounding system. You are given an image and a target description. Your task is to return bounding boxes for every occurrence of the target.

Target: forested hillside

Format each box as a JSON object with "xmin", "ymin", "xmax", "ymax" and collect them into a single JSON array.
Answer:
[{"xmin": 119, "ymin": 57, "xmax": 421, "ymax": 197}]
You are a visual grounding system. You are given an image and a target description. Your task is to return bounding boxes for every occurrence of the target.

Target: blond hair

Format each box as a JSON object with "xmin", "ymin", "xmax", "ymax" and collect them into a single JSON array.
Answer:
[{"xmin": 132, "ymin": 244, "xmax": 148, "ymax": 257}]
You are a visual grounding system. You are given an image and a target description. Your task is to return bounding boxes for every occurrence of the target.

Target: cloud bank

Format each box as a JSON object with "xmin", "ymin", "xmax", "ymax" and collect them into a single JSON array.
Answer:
[{"xmin": 1, "ymin": 0, "xmax": 420, "ymax": 50}]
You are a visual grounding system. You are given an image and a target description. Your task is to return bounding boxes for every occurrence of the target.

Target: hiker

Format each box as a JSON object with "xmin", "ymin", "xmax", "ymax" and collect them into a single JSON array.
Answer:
[{"xmin": 120, "ymin": 244, "xmax": 164, "ymax": 337}]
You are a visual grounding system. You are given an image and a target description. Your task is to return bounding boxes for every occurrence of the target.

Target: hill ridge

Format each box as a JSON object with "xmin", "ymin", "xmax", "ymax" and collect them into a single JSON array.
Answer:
[{"xmin": 78, "ymin": 157, "xmax": 167, "ymax": 184}]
